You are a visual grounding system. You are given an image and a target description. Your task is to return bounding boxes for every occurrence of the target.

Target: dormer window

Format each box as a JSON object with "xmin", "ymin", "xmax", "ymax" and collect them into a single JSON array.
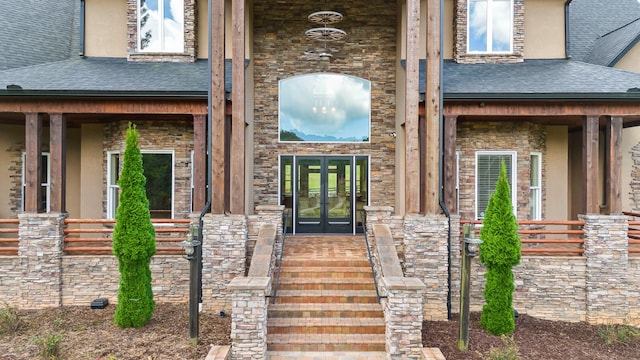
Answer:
[
  {"xmin": 454, "ymin": 0, "xmax": 523, "ymax": 64},
  {"xmin": 127, "ymin": 0, "xmax": 196, "ymax": 62},
  {"xmin": 468, "ymin": 0, "xmax": 513, "ymax": 53},
  {"xmin": 138, "ymin": 0, "xmax": 184, "ymax": 53}
]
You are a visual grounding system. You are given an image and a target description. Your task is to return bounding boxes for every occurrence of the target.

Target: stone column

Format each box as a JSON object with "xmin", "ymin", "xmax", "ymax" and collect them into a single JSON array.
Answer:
[
  {"xmin": 403, "ymin": 213, "xmax": 449, "ymax": 320},
  {"xmin": 228, "ymin": 276, "xmax": 271, "ymax": 360},
  {"xmin": 364, "ymin": 206, "xmax": 394, "ymax": 236},
  {"xmin": 18, "ymin": 213, "xmax": 67, "ymax": 308},
  {"xmin": 381, "ymin": 277, "xmax": 426, "ymax": 360},
  {"xmin": 201, "ymin": 213, "xmax": 247, "ymax": 313},
  {"xmin": 581, "ymin": 214, "xmax": 629, "ymax": 324}
]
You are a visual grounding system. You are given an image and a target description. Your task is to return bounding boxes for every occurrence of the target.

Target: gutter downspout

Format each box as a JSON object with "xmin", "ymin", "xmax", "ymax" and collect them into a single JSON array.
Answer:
[
  {"xmin": 565, "ymin": 0, "xmax": 573, "ymax": 59},
  {"xmin": 79, "ymin": 0, "xmax": 85, "ymax": 56},
  {"xmin": 436, "ymin": 0, "xmax": 453, "ymax": 321}
]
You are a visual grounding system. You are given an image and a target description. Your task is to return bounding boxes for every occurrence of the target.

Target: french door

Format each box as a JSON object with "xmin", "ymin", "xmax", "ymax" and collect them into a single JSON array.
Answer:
[{"xmin": 280, "ymin": 155, "xmax": 369, "ymax": 234}]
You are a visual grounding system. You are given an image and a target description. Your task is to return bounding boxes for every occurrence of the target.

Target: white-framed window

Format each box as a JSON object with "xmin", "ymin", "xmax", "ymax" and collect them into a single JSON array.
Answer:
[
  {"xmin": 137, "ymin": 0, "xmax": 184, "ymax": 52},
  {"xmin": 107, "ymin": 152, "xmax": 121, "ymax": 219},
  {"xmin": 529, "ymin": 152, "xmax": 542, "ymax": 220},
  {"xmin": 107, "ymin": 150, "xmax": 175, "ymax": 219},
  {"xmin": 190, "ymin": 150, "xmax": 194, "ymax": 212},
  {"xmin": 467, "ymin": 0, "xmax": 513, "ymax": 53},
  {"xmin": 21, "ymin": 152, "xmax": 50, "ymax": 212},
  {"xmin": 475, "ymin": 151, "xmax": 517, "ymax": 220}
]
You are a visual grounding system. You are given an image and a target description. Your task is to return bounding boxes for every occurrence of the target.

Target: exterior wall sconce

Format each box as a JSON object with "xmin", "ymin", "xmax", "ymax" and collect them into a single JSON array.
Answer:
[{"xmin": 179, "ymin": 224, "xmax": 201, "ymax": 261}]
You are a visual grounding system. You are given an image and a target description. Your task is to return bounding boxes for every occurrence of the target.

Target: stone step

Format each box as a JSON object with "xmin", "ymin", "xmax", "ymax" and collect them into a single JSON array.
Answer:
[
  {"xmin": 277, "ymin": 266, "xmax": 373, "ymax": 279},
  {"xmin": 273, "ymin": 290, "xmax": 379, "ymax": 304},
  {"xmin": 267, "ymin": 334, "xmax": 386, "ymax": 352},
  {"xmin": 268, "ymin": 303, "xmax": 384, "ymax": 318},
  {"xmin": 267, "ymin": 351, "xmax": 387, "ymax": 360},
  {"xmin": 275, "ymin": 277, "xmax": 375, "ymax": 291},
  {"xmin": 267, "ymin": 317, "xmax": 385, "ymax": 334}
]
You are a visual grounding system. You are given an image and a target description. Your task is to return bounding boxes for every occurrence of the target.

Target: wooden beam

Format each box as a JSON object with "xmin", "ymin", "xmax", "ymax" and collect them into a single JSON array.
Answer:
[
  {"xmin": 405, "ymin": 0, "xmax": 420, "ymax": 214},
  {"xmin": 445, "ymin": 102, "xmax": 640, "ymax": 117},
  {"xmin": 0, "ymin": 99, "xmax": 207, "ymax": 115},
  {"xmin": 192, "ymin": 114, "xmax": 207, "ymax": 212},
  {"xmin": 230, "ymin": 0, "xmax": 245, "ymax": 214},
  {"xmin": 583, "ymin": 115, "xmax": 599, "ymax": 214},
  {"xmin": 424, "ymin": 0, "xmax": 441, "ymax": 214},
  {"xmin": 605, "ymin": 116, "xmax": 623, "ymax": 214},
  {"xmin": 211, "ymin": 0, "xmax": 226, "ymax": 214},
  {"xmin": 49, "ymin": 113, "xmax": 66, "ymax": 213},
  {"xmin": 24, "ymin": 113, "xmax": 42, "ymax": 213},
  {"xmin": 444, "ymin": 115, "xmax": 457, "ymax": 214}
]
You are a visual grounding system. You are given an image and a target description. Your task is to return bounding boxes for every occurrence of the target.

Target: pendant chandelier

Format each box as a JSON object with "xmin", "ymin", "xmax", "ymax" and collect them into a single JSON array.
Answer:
[{"xmin": 304, "ymin": 8, "xmax": 346, "ymax": 60}]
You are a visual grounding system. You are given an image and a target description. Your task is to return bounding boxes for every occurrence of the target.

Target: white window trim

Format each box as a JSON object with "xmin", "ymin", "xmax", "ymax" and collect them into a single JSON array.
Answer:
[
  {"xmin": 467, "ymin": 0, "xmax": 514, "ymax": 54},
  {"xmin": 475, "ymin": 150, "xmax": 517, "ymax": 220},
  {"xmin": 21, "ymin": 152, "xmax": 50, "ymax": 212},
  {"xmin": 107, "ymin": 150, "xmax": 175, "ymax": 219},
  {"xmin": 136, "ymin": 0, "xmax": 184, "ymax": 53},
  {"xmin": 107, "ymin": 151, "xmax": 120, "ymax": 219},
  {"xmin": 530, "ymin": 152, "xmax": 542, "ymax": 220}
]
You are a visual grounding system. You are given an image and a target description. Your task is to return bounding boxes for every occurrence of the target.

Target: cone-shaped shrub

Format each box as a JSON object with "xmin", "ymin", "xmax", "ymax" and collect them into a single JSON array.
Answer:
[
  {"xmin": 112, "ymin": 122, "xmax": 156, "ymax": 328},
  {"xmin": 479, "ymin": 160, "xmax": 521, "ymax": 336}
]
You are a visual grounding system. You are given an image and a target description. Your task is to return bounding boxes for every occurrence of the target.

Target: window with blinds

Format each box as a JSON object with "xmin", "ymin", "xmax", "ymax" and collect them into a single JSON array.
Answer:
[{"xmin": 475, "ymin": 151, "xmax": 516, "ymax": 220}]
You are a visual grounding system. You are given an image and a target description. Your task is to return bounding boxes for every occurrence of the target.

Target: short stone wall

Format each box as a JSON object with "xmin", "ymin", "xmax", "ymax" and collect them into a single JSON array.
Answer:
[
  {"xmin": 629, "ymin": 258, "xmax": 640, "ymax": 325},
  {"xmin": 61, "ymin": 255, "xmax": 189, "ymax": 306},
  {"xmin": 0, "ymin": 257, "xmax": 20, "ymax": 306}
]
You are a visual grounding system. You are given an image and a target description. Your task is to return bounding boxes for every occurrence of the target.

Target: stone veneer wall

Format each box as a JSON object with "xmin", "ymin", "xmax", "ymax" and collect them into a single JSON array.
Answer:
[
  {"xmin": 454, "ymin": 0, "xmax": 525, "ymax": 64},
  {"xmin": 103, "ymin": 120, "xmax": 194, "ymax": 219},
  {"xmin": 448, "ymin": 215, "xmax": 638, "ymax": 326},
  {"xmin": 630, "ymin": 142, "xmax": 640, "ymax": 212},
  {"xmin": 252, "ymin": 0, "xmax": 397, "ymax": 207},
  {"xmin": 457, "ymin": 121, "xmax": 546, "ymax": 222},
  {"xmin": 246, "ymin": 205, "xmax": 284, "ymax": 272},
  {"xmin": 0, "ymin": 257, "xmax": 20, "ymax": 305}
]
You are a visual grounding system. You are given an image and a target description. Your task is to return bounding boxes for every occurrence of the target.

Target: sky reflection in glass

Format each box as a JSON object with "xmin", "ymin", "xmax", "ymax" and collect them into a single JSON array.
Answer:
[{"xmin": 279, "ymin": 73, "xmax": 371, "ymax": 143}]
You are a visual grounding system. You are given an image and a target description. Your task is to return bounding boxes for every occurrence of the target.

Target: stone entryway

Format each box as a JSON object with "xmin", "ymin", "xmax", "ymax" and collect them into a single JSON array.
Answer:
[{"xmin": 267, "ymin": 235, "xmax": 386, "ymax": 358}]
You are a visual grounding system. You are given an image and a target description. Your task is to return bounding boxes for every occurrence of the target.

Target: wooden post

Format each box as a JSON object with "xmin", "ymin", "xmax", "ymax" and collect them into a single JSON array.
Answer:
[
  {"xmin": 583, "ymin": 115, "xmax": 599, "ymax": 214},
  {"xmin": 193, "ymin": 114, "xmax": 207, "ymax": 211},
  {"xmin": 405, "ymin": 0, "xmax": 420, "ymax": 214},
  {"xmin": 605, "ymin": 116, "xmax": 622, "ymax": 214},
  {"xmin": 24, "ymin": 113, "xmax": 42, "ymax": 213},
  {"xmin": 230, "ymin": 0, "xmax": 246, "ymax": 214},
  {"xmin": 211, "ymin": 0, "xmax": 226, "ymax": 213},
  {"xmin": 424, "ymin": 0, "xmax": 441, "ymax": 214},
  {"xmin": 49, "ymin": 113, "xmax": 66, "ymax": 213},
  {"xmin": 444, "ymin": 115, "xmax": 457, "ymax": 213}
]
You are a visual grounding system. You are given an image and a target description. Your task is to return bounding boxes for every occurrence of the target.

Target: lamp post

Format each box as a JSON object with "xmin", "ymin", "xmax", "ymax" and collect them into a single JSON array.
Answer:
[
  {"xmin": 179, "ymin": 223, "xmax": 201, "ymax": 343},
  {"xmin": 458, "ymin": 223, "xmax": 482, "ymax": 351}
]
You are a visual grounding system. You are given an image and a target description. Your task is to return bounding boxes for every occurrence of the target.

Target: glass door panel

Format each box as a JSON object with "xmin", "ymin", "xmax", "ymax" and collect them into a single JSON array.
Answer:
[
  {"xmin": 326, "ymin": 158, "xmax": 352, "ymax": 232},
  {"xmin": 296, "ymin": 158, "xmax": 323, "ymax": 233}
]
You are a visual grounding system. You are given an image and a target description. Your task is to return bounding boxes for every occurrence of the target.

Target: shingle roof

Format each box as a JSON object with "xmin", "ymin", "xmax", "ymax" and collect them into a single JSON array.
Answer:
[
  {"xmin": 584, "ymin": 19, "xmax": 640, "ymax": 67},
  {"xmin": 0, "ymin": 0, "xmax": 79, "ymax": 71},
  {"xmin": 0, "ymin": 57, "xmax": 233, "ymax": 98},
  {"xmin": 438, "ymin": 59, "xmax": 640, "ymax": 100},
  {"xmin": 569, "ymin": 0, "xmax": 640, "ymax": 63}
]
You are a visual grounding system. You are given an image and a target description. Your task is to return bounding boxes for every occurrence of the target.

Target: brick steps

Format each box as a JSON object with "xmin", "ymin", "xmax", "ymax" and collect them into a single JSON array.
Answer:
[
  {"xmin": 268, "ymin": 303, "xmax": 384, "ymax": 318},
  {"xmin": 268, "ymin": 317, "xmax": 385, "ymax": 334},
  {"xmin": 267, "ymin": 235, "xmax": 385, "ymax": 352},
  {"xmin": 276, "ymin": 277, "xmax": 375, "ymax": 291},
  {"xmin": 267, "ymin": 351, "xmax": 387, "ymax": 360},
  {"xmin": 267, "ymin": 334, "xmax": 386, "ymax": 352},
  {"xmin": 273, "ymin": 289, "xmax": 379, "ymax": 304}
]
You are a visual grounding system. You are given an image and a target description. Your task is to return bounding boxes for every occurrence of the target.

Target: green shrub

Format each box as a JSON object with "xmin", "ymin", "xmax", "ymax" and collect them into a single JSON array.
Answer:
[
  {"xmin": 477, "ymin": 335, "xmax": 520, "ymax": 360},
  {"xmin": 599, "ymin": 323, "xmax": 640, "ymax": 345},
  {"xmin": 479, "ymin": 161, "xmax": 521, "ymax": 336},
  {"xmin": 112, "ymin": 123, "xmax": 156, "ymax": 328},
  {"xmin": 0, "ymin": 301, "xmax": 21, "ymax": 334},
  {"xmin": 31, "ymin": 331, "xmax": 63, "ymax": 359}
]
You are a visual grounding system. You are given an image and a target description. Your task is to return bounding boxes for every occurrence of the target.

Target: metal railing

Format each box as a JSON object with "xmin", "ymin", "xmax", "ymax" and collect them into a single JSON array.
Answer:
[
  {"xmin": 460, "ymin": 219, "xmax": 585, "ymax": 255},
  {"xmin": 270, "ymin": 209, "xmax": 291, "ymax": 304},
  {"xmin": 359, "ymin": 210, "xmax": 383, "ymax": 303}
]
